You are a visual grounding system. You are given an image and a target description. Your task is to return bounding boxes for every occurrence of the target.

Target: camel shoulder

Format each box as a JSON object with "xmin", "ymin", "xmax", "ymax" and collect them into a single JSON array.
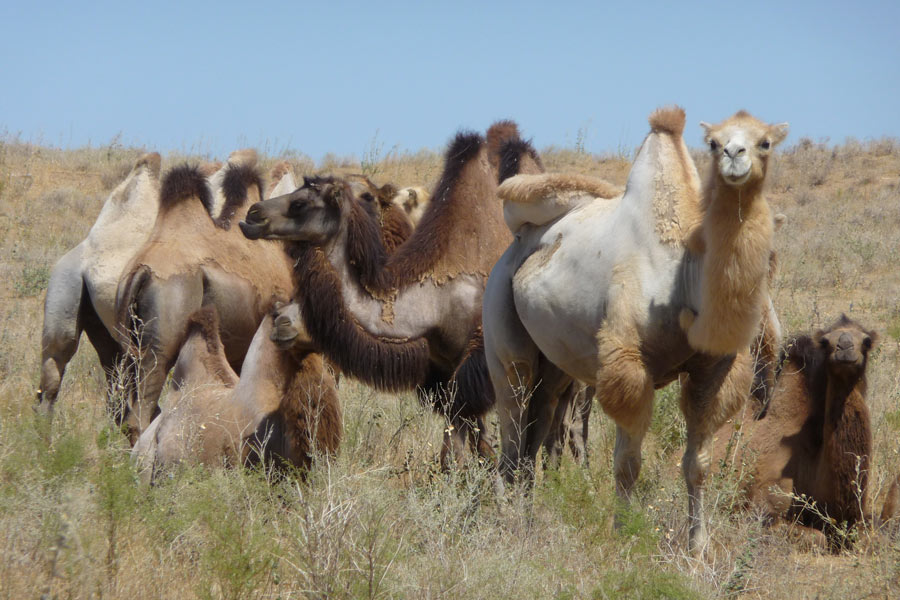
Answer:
[{"xmin": 499, "ymin": 173, "xmax": 622, "ymax": 232}]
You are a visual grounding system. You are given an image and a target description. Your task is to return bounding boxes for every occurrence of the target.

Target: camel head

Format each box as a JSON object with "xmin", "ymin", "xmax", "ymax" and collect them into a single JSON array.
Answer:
[
  {"xmin": 814, "ymin": 315, "xmax": 877, "ymax": 378},
  {"xmin": 701, "ymin": 111, "xmax": 788, "ymax": 188},
  {"xmin": 269, "ymin": 301, "xmax": 315, "ymax": 352},
  {"xmin": 239, "ymin": 175, "xmax": 350, "ymax": 243}
]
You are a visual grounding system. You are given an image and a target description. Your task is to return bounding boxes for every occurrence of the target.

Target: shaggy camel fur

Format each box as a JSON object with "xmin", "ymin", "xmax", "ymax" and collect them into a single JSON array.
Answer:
[
  {"xmin": 241, "ymin": 123, "xmax": 522, "ymax": 466},
  {"xmin": 483, "ymin": 107, "xmax": 787, "ymax": 554},
  {"xmin": 115, "ymin": 152, "xmax": 295, "ymax": 441},
  {"xmin": 37, "ymin": 153, "xmax": 162, "ymax": 412},
  {"xmin": 345, "ymin": 174, "xmax": 415, "ymax": 252},
  {"xmin": 715, "ymin": 316, "xmax": 884, "ymax": 549},
  {"xmin": 132, "ymin": 306, "xmax": 341, "ymax": 480},
  {"xmin": 392, "ymin": 186, "xmax": 431, "ymax": 226}
]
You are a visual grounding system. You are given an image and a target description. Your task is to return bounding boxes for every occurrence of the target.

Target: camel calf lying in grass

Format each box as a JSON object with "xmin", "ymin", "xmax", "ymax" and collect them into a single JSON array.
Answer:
[
  {"xmin": 715, "ymin": 315, "xmax": 896, "ymax": 549},
  {"xmin": 132, "ymin": 305, "xmax": 341, "ymax": 481}
]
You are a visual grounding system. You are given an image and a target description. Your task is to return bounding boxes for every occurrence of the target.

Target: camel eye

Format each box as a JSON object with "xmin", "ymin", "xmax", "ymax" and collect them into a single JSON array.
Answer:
[
  {"xmin": 759, "ymin": 139, "xmax": 771, "ymax": 150},
  {"xmin": 709, "ymin": 140, "xmax": 719, "ymax": 152},
  {"xmin": 360, "ymin": 192, "xmax": 375, "ymax": 203},
  {"xmin": 818, "ymin": 337, "xmax": 830, "ymax": 350},
  {"xmin": 287, "ymin": 199, "xmax": 304, "ymax": 217},
  {"xmin": 863, "ymin": 336, "xmax": 873, "ymax": 350}
]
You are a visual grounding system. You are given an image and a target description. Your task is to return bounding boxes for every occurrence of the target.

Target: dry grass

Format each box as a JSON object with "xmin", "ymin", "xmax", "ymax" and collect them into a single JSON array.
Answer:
[{"xmin": 2, "ymin": 134, "xmax": 900, "ymax": 599}]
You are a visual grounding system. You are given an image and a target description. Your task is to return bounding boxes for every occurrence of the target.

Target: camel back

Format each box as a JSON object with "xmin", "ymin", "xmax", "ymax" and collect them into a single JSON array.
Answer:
[
  {"xmin": 383, "ymin": 132, "xmax": 511, "ymax": 286},
  {"xmin": 132, "ymin": 164, "xmax": 292, "ymax": 294}
]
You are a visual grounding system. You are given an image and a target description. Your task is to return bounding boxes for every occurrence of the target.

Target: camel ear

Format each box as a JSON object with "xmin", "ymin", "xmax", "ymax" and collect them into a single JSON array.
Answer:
[
  {"xmin": 773, "ymin": 213, "xmax": 786, "ymax": 231},
  {"xmin": 699, "ymin": 121, "xmax": 714, "ymax": 141},
  {"xmin": 408, "ymin": 189, "xmax": 417, "ymax": 202},
  {"xmin": 865, "ymin": 329, "xmax": 879, "ymax": 350},
  {"xmin": 770, "ymin": 123, "xmax": 789, "ymax": 146}
]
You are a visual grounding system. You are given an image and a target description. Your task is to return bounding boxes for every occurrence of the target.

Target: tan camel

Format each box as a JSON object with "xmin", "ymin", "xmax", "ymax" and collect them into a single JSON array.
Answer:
[
  {"xmin": 132, "ymin": 305, "xmax": 341, "ymax": 480},
  {"xmin": 37, "ymin": 153, "xmax": 162, "ymax": 411},
  {"xmin": 241, "ymin": 123, "xmax": 523, "ymax": 465},
  {"xmin": 483, "ymin": 107, "xmax": 787, "ymax": 554},
  {"xmin": 115, "ymin": 152, "xmax": 295, "ymax": 440},
  {"xmin": 392, "ymin": 186, "xmax": 431, "ymax": 226},
  {"xmin": 715, "ymin": 315, "xmax": 886, "ymax": 549}
]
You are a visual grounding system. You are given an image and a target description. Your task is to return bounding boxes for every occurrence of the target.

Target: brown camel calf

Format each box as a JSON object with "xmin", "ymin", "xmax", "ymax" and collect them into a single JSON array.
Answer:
[
  {"xmin": 715, "ymin": 315, "xmax": 889, "ymax": 549},
  {"xmin": 132, "ymin": 306, "xmax": 341, "ymax": 481}
]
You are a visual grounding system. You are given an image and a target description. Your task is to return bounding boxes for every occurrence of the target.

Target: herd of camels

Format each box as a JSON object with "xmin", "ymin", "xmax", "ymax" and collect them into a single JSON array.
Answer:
[{"xmin": 35, "ymin": 106, "xmax": 899, "ymax": 556}]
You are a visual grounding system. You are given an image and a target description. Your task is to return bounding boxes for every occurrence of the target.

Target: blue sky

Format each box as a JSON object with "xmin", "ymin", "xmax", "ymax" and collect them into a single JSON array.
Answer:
[{"xmin": 2, "ymin": 1, "xmax": 898, "ymax": 160}]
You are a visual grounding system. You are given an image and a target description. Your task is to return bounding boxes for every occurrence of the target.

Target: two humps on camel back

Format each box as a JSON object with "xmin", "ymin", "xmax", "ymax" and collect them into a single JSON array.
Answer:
[
  {"xmin": 240, "ymin": 121, "xmax": 539, "ymax": 469},
  {"xmin": 132, "ymin": 304, "xmax": 341, "ymax": 482},
  {"xmin": 483, "ymin": 106, "xmax": 787, "ymax": 555},
  {"xmin": 113, "ymin": 151, "xmax": 300, "ymax": 443},
  {"xmin": 714, "ymin": 315, "xmax": 899, "ymax": 551}
]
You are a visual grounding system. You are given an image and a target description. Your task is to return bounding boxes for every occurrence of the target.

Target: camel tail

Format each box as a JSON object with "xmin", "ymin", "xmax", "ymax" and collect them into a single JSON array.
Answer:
[
  {"xmin": 448, "ymin": 326, "xmax": 495, "ymax": 419},
  {"xmin": 648, "ymin": 106, "xmax": 686, "ymax": 137}
]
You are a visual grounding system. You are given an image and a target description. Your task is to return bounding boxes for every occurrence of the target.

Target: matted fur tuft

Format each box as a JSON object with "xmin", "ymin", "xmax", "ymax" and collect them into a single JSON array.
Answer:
[
  {"xmin": 498, "ymin": 138, "xmax": 544, "ymax": 184},
  {"xmin": 218, "ymin": 163, "xmax": 263, "ymax": 230},
  {"xmin": 289, "ymin": 244, "xmax": 431, "ymax": 392},
  {"xmin": 486, "ymin": 120, "xmax": 521, "ymax": 169},
  {"xmin": 159, "ymin": 164, "xmax": 212, "ymax": 214},
  {"xmin": 648, "ymin": 106, "xmax": 686, "ymax": 136}
]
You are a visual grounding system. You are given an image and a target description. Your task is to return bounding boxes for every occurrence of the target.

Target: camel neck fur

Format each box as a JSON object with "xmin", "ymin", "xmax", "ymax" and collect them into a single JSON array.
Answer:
[
  {"xmin": 685, "ymin": 173, "xmax": 773, "ymax": 355},
  {"xmin": 288, "ymin": 243, "xmax": 430, "ymax": 392},
  {"xmin": 818, "ymin": 370, "xmax": 871, "ymax": 519}
]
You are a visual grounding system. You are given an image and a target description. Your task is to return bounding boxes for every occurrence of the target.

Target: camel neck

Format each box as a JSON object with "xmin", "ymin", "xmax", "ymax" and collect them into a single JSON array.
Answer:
[
  {"xmin": 819, "ymin": 371, "xmax": 871, "ymax": 518},
  {"xmin": 704, "ymin": 178, "xmax": 766, "ymax": 227}
]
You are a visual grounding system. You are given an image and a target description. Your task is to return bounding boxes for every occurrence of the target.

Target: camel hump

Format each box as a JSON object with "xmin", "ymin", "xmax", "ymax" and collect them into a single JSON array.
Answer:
[
  {"xmin": 648, "ymin": 106, "xmax": 686, "ymax": 137},
  {"xmin": 267, "ymin": 161, "xmax": 296, "ymax": 198},
  {"xmin": 226, "ymin": 148, "xmax": 258, "ymax": 168},
  {"xmin": 197, "ymin": 161, "xmax": 223, "ymax": 177},
  {"xmin": 135, "ymin": 152, "xmax": 162, "ymax": 179},
  {"xmin": 486, "ymin": 119, "xmax": 521, "ymax": 167},
  {"xmin": 499, "ymin": 173, "xmax": 622, "ymax": 231}
]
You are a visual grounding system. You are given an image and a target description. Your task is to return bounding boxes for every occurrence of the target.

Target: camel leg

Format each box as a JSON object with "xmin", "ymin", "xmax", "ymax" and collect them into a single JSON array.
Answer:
[
  {"xmin": 37, "ymin": 249, "xmax": 85, "ymax": 412},
  {"xmin": 80, "ymin": 294, "xmax": 123, "ymax": 406},
  {"xmin": 520, "ymin": 361, "xmax": 570, "ymax": 477},
  {"xmin": 569, "ymin": 385, "xmax": 594, "ymax": 466},
  {"xmin": 493, "ymin": 359, "xmax": 535, "ymax": 484},
  {"xmin": 680, "ymin": 352, "xmax": 751, "ymax": 556},
  {"xmin": 543, "ymin": 381, "xmax": 578, "ymax": 469}
]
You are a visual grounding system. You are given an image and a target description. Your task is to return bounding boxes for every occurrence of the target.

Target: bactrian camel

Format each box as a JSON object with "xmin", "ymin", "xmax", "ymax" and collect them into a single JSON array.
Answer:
[
  {"xmin": 392, "ymin": 186, "xmax": 431, "ymax": 226},
  {"xmin": 132, "ymin": 305, "xmax": 341, "ymax": 481},
  {"xmin": 115, "ymin": 152, "xmax": 295, "ymax": 441},
  {"xmin": 715, "ymin": 315, "xmax": 892, "ymax": 549},
  {"xmin": 37, "ymin": 153, "xmax": 162, "ymax": 412},
  {"xmin": 240, "ymin": 123, "xmax": 522, "ymax": 466},
  {"xmin": 483, "ymin": 107, "xmax": 787, "ymax": 554}
]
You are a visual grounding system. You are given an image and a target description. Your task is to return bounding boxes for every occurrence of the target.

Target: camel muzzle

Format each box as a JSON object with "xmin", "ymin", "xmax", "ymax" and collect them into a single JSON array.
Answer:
[{"xmin": 239, "ymin": 216, "xmax": 267, "ymax": 240}]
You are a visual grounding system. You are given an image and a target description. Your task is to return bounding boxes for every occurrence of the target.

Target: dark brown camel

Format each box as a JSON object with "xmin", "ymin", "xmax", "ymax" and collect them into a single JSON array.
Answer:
[
  {"xmin": 715, "ymin": 315, "xmax": 881, "ymax": 549},
  {"xmin": 242, "ymin": 123, "xmax": 523, "ymax": 465},
  {"xmin": 115, "ymin": 155, "xmax": 295, "ymax": 441},
  {"xmin": 132, "ymin": 306, "xmax": 341, "ymax": 480}
]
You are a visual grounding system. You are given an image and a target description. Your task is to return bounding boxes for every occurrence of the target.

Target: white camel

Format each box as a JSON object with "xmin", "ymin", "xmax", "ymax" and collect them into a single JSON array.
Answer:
[{"xmin": 482, "ymin": 107, "xmax": 787, "ymax": 554}]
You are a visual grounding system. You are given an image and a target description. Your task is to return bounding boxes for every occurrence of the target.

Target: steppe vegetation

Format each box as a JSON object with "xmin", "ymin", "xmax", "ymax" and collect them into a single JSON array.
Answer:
[{"xmin": 1, "ymin": 132, "xmax": 899, "ymax": 598}]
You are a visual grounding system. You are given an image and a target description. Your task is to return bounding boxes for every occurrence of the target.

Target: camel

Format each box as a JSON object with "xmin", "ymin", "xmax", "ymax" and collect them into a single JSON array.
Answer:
[
  {"xmin": 392, "ymin": 186, "xmax": 431, "ymax": 226},
  {"xmin": 37, "ymin": 153, "xmax": 162, "ymax": 412},
  {"xmin": 114, "ymin": 152, "xmax": 295, "ymax": 441},
  {"xmin": 714, "ymin": 315, "xmax": 886, "ymax": 549},
  {"xmin": 132, "ymin": 305, "xmax": 341, "ymax": 481},
  {"xmin": 240, "ymin": 122, "xmax": 524, "ymax": 466},
  {"xmin": 345, "ymin": 174, "xmax": 415, "ymax": 252},
  {"xmin": 482, "ymin": 107, "xmax": 787, "ymax": 554}
]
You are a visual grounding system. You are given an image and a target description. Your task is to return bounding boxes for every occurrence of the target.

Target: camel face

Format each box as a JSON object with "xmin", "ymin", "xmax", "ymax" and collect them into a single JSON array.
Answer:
[
  {"xmin": 240, "ymin": 177, "xmax": 344, "ymax": 243},
  {"xmin": 815, "ymin": 317, "xmax": 877, "ymax": 375},
  {"xmin": 701, "ymin": 111, "xmax": 789, "ymax": 188}
]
